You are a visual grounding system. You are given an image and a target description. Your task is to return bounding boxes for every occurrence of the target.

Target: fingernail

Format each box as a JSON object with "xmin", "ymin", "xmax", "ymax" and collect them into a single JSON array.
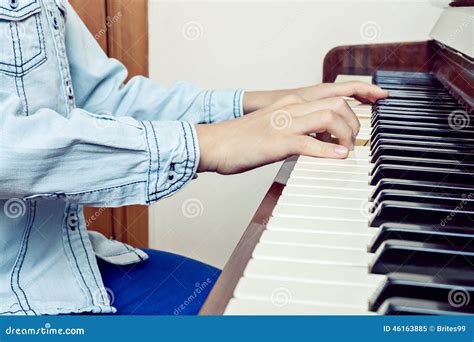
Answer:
[{"xmin": 335, "ymin": 145, "xmax": 349, "ymax": 156}]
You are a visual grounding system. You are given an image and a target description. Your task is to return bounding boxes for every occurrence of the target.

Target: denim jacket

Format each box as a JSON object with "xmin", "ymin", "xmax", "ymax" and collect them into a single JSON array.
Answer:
[{"xmin": 0, "ymin": 0, "xmax": 243, "ymax": 315}]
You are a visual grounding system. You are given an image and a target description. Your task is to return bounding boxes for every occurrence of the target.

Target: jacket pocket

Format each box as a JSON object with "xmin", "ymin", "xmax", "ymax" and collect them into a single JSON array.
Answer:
[{"xmin": 0, "ymin": 0, "xmax": 47, "ymax": 77}]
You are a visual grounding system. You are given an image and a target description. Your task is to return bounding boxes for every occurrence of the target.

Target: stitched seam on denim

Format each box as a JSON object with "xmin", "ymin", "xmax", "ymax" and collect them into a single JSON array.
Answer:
[
  {"xmin": 65, "ymin": 204, "xmax": 95, "ymax": 308},
  {"xmin": 150, "ymin": 122, "xmax": 196, "ymax": 201},
  {"xmin": 140, "ymin": 121, "xmax": 152, "ymax": 204},
  {"xmin": 0, "ymin": 0, "xmax": 38, "ymax": 15},
  {"xmin": 15, "ymin": 201, "xmax": 37, "ymax": 315},
  {"xmin": 10, "ymin": 22, "xmax": 22, "ymax": 110},
  {"xmin": 15, "ymin": 23, "xmax": 29, "ymax": 115},
  {"xmin": 148, "ymin": 122, "xmax": 191, "ymax": 198},
  {"xmin": 233, "ymin": 89, "xmax": 240, "ymax": 118},
  {"xmin": 0, "ymin": 309, "xmax": 24, "ymax": 315},
  {"xmin": 77, "ymin": 221, "xmax": 108, "ymax": 306},
  {"xmin": 60, "ymin": 180, "xmax": 146, "ymax": 197},
  {"xmin": 0, "ymin": 14, "xmax": 45, "ymax": 68},
  {"xmin": 43, "ymin": 0, "xmax": 69, "ymax": 116},
  {"xmin": 155, "ymin": 123, "xmax": 197, "ymax": 201},
  {"xmin": 9, "ymin": 199, "xmax": 30, "ymax": 315},
  {"xmin": 121, "ymin": 242, "xmax": 144, "ymax": 261},
  {"xmin": 99, "ymin": 250, "xmax": 139, "ymax": 258},
  {"xmin": 149, "ymin": 122, "xmax": 160, "ymax": 195}
]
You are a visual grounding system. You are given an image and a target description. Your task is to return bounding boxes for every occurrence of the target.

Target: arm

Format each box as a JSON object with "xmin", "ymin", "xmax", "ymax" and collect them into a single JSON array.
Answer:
[
  {"xmin": 0, "ymin": 94, "xmax": 198, "ymax": 207},
  {"xmin": 66, "ymin": 4, "xmax": 243, "ymax": 124},
  {"xmin": 243, "ymin": 82, "xmax": 389, "ymax": 114}
]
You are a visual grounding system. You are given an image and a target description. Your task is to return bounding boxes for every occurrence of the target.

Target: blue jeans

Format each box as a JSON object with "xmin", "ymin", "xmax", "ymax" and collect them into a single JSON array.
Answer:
[{"xmin": 97, "ymin": 249, "xmax": 221, "ymax": 315}]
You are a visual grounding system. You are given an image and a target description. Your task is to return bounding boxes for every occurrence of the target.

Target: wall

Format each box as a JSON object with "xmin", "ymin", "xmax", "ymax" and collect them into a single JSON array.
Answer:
[{"xmin": 148, "ymin": 0, "xmax": 443, "ymax": 268}]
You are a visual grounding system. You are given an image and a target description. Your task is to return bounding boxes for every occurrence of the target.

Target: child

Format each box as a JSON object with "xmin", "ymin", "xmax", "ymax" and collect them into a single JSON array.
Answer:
[{"xmin": 0, "ymin": 0, "xmax": 387, "ymax": 315}]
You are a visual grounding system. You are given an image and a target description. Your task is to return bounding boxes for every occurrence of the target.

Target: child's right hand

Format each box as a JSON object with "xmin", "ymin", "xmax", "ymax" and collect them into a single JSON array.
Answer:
[{"xmin": 195, "ymin": 95, "xmax": 360, "ymax": 175}]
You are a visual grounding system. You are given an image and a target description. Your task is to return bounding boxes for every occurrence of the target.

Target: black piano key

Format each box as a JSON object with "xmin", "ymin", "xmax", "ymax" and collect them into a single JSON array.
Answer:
[
  {"xmin": 368, "ymin": 222, "xmax": 474, "ymax": 253},
  {"xmin": 369, "ymin": 201, "xmax": 474, "ymax": 227},
  {"xmin": 370, "ymin": 133, "xmax": 474, "ymax": 149},
  {"xmin": 370, "ymin": 156, "xmax": 474, "ymax": 172},
  {"xmin": 370, "ymin": 179, "xmax": 474, "ymax": 202},
  {"xmin": 369, "ymin": 240, "xmax": 474, "ymax": 274},
  {"xmin": 378, "ymin": 297, "xmax": 474, "ymax": 315},
  {"xmin": 370, "ymin": 272, "xmax": 474, "ymax": 312},
  {"xmin": 370, "ymin": 139, "xmax": 474, "ymax": 154},
  {"xmin": 375, "ymin": 99, "xmax": 463, "ymax": 110},
  {"xmin": 372, "ymin": 119, "xmax": 461, "ymax": 130},
  {"xmin": 371, "ymin": 114, "xmax": 455, "ymax": 126},
  {"xmin": 370, "ymin": 146, "xmax": 474, "ymax": 163},
  {"xmin": 372, "ymin": 108, "xmax": 460, "ymax": 116},
  {"xmin": 371, "ymin": 190, "xmax": 474, "ymax": 213},
  {"xmin": 370, "ymin": 164, "xmax": 474, "ymax": 185},
  {"xmin": 372, "ymin": 125, "xmax": 474, "ymax": 140}
]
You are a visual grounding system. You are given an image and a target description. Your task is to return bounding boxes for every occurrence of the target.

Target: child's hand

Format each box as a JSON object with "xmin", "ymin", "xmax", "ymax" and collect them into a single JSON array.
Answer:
[
  {"xmin": 195, "ymin": 95, "xmax": 359, "ymax": 175},
  {"xmin": 243, "ymin": 81, "xmax": 389, "ymax": 113}
]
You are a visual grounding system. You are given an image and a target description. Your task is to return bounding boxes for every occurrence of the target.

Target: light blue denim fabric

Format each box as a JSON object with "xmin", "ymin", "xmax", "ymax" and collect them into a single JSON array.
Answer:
[{"xmin": 0, "ymin": 0, "xmax": 243, "ymax": 315}]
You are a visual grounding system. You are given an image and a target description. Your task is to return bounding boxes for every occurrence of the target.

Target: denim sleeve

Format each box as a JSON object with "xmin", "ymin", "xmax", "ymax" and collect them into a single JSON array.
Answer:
[
  {"xmin": 0, "ymin": 94, "xmax": 198, "ymax": 207},
  {"xmin": 65, "ymin": 4, "xmax": 244, "ymax": 124}
]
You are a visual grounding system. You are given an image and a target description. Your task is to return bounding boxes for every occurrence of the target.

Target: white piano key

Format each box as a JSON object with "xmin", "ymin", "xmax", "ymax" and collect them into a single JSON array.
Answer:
[
  {"xmin": 224, "ymin": 298, "xmax": 373, "ymax": 315},
  {"xmin": 259, "ymin": 230, "xmax": 371, "ymax": 251},
  {"xmin": 283, "ymin": 184, "xmax": 369, "ymax": 199},
  {"xmin": 290, "ymin": 170, "xmax": 368, "ymax": 181},
  {"xmin": 266, "ymin": 216, "xmax": 374, "ymax": 235},
  {"xmin": 297, "ymin": 157, "xmax": 369, "ymax": 166},
  {"xmin": 287, "ymin": 178, "xmax": 371, "ymax": 191},
  {"xmin": 278, "ymin": 194, "xmax": 367, "ymax": 210},
  {"xmin": 273, "ymin": 204, "xmax": 369, "ymax": 221},
  {"xmin": 243, "ymin": 259, "xmax": 385, "ymax": 287},
  {"xmin": 253, "ymin": 242, "xmax": 373, "ymax": 267},
  {"xmin": 335, "ymin": 74, "xmax": 373, "ymax": 84},
  {"xmin": 294, "ymin": 162, "xmax": 369, "ymax": 174},
  {"xmin": 233, "ymin": 278, "xmax": 373, "ymax": 307}
]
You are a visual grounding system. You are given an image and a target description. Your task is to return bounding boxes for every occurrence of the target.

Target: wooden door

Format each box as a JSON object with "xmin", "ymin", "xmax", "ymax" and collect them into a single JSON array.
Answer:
[{"xmin": 69, "ymin": 0, "xmax": 149, "ymax": 248}]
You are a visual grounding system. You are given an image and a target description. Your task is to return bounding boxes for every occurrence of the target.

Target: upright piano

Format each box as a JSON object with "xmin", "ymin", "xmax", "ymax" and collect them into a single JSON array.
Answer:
[{"xmin": 201, "ymin": 2, "xmax": 474, "ymax": 315}]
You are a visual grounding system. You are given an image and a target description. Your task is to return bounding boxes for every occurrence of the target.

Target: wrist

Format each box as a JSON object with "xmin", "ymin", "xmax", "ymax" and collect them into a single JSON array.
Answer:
[
  {"xmin": 243, "ymin": 90, "xmax": 283, "ymax": 114},
  {"xmin": 194, "ymin": 124, "xmax": 222, "ymax": 173}
]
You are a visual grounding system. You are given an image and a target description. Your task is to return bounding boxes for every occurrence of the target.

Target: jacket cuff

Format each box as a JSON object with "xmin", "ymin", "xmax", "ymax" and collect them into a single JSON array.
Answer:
[
  {"xmin": 204, "ymin": 89, "xmax": 244, "ymax": 123},
  {"xmin": 141, "ymin": 120, "xmax": 200, "ymax": 204}
]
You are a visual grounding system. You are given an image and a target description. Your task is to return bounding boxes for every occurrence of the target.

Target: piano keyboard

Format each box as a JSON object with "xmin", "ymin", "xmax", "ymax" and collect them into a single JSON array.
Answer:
[{"xmin": 224, "ymin": 70, "xmax": 474, "ymax": 315}]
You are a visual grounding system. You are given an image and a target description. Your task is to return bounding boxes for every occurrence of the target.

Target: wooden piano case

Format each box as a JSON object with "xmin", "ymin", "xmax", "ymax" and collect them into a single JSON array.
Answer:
[{"xmin": 201, "ymin": 35, "xmax": 473, "ymax": 315}]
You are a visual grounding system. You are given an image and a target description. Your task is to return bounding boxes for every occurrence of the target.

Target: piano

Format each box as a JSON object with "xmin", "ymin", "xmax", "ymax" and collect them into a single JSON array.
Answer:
[{"xmin": 200, "ymin": 2, "xmax": 474, "ymax": 315}]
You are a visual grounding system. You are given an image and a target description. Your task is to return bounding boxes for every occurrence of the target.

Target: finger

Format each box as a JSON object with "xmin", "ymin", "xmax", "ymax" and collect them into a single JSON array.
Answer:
[
  {"xmin": 293, "ymin": 135, "xmax": 349, "ymax": 159},
  {"xmin": 343, "ymin": 81, "xmax": 389, "ymax": 103},
  {"xmin": 292, "ymin": 110, "xmax": 354, "ymax": 149},
  {"xmin": 284, "ymin": 98, "xmax": 360, "ymax": 135}
]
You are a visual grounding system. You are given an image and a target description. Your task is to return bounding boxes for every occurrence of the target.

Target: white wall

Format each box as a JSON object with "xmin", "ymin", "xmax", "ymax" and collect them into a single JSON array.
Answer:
[{"xmin": 148, "ymin": 0, "xmax": 443, "ymax": 268}]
